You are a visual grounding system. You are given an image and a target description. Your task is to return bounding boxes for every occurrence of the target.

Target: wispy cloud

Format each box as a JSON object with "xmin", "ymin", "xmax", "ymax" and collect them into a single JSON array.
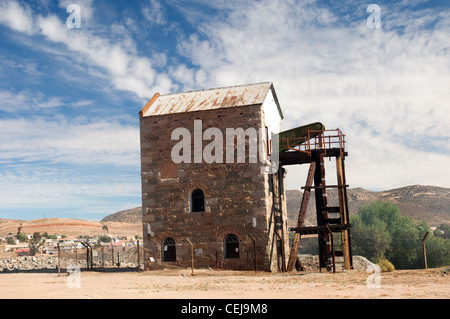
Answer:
[
  {"xmin": 176, "ymin": 0, "xmax": 450, "ymax": 189},
  {"xmin": 0, "ymin": 116, "xmax": 140, "ymax": 166},
  {"xmin": 0, "ymin": 163, "xmax": 140, "ymax": 218},
  {"xmin": 142, "ymin": 0, "xmax": 167, "ymax": 26},
  {"xmin": 0, "ymin": 0, "xmax": 34, "ymax": 34},
  {"xmin": 0, "ymin": 0, "xmax": 175, "ymax": 100},
  {"xmin": 0, "ymin": 89, "xmax": 94, "ymax": 112}
]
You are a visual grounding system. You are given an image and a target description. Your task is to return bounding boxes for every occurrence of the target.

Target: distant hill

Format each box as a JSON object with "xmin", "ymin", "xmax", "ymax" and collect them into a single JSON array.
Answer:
[
  {"xmin": 286, "ymin": 185, "xmax": 450, "ymax": 227},
  {"xmin": 102, "ymin": 185, "xmax": 449, "ymax": 228},
  {"xmin": 0, "ymin": 218, "xmax": 141, "ymax": 238},
  {"xmin": 101, "ymin": 207, "xmax": 142, "ymax": 223}
]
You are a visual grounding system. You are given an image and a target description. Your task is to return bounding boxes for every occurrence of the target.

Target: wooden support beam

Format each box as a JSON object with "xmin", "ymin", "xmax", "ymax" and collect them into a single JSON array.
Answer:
[
  {"xmin": 301, "ymin": 184, "xmax": 349, "ymax": 190},
  {"xmin": 291, "ymin": 224, "xmax": 351, "ymax": 235},
  {"xmin": 313, "ymin": 146, "xmax": 331, "ymax": 270},
  {"xmin": 336, "ymin": 155, "xmax": 351, "ymax": 270},
  {"xmin": 287, "ymin": 162, "xmax": 316, "ymax": 272}
]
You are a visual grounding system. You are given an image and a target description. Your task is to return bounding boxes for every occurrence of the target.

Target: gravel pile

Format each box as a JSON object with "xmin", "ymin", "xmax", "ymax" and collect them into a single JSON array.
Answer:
[{"xmin": 298, "ymin": 254, "xmax": 376, "ymax": 271}]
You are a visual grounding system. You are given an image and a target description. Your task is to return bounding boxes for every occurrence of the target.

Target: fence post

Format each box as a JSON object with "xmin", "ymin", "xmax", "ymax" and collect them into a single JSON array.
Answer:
[
  {"xmin": 102, "ymin": 245, "xmax": 105, "ymax": 271},
  {"xmin": 248, "ymin": 234, "xmax": 257, "ymax": 274},
  {"xmin": 137, "ymin": 240, "xmax": 141, "ymax": 272},
  {"xmin": 186, "ymin": 238, "xmax": 194, "ymax": 276},
  {"xmin": 422, "ymin": 232, "xmax": 429, "ymax": 269},
  {"xmin": 57, "ymin": 243, "xmax": 61, "ymax": 277},
  {"xmin": 111, "ymin": 242, "xmax": 114, "ymax": 265}
]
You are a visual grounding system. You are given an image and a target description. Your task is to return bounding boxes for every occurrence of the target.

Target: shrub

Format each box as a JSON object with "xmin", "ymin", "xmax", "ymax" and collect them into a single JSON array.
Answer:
[
  {"xmin": 98, "ymin": 235, "xmax": 112, "ymax": 243},
  {"xmin": 378, "ymin": 259, "xmax": 395, "ymax": 272}
]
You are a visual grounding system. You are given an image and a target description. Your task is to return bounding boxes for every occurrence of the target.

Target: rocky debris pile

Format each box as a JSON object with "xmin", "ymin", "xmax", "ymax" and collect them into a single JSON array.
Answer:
[
  {"xmin": 0, "ymin": 256, "xmax": 83, "ymax": 272},
  {"xmin": 298, "ymin": 254, "xmax": 376, "ymax": 272},
  {"xmin": 0, "ymin": 256, "xmax": 139, "ymax": 272}
]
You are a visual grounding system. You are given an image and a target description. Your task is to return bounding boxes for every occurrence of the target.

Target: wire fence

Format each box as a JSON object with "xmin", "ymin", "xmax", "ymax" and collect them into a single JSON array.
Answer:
[{"xmin": 55, "ymin": 242, "xmax": 145, "ymax": 272}]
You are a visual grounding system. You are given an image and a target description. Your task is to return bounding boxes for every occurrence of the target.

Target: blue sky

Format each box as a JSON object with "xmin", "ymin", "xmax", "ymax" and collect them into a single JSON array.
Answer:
[{"xmin": 0, "ymin": 0, "xmax": 449, "ymax": 220}]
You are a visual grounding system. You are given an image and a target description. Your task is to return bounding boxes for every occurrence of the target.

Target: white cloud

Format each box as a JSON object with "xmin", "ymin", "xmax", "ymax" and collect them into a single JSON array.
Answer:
[
  {"xmin": 0, "ymin": 1, "xmax": 174, "ymax": 100},
  {"xmin": 35, "ymin": 13, "xmax": 173, "ymax": 98},
  {"xmin": 0, "ymin": 164, "xmax": 140, "ymax": 215},
  {"xmin": 0, "ymin": 0, "xmax": 34, "ymax": 34},
  {"xmin": 0, "ymin": 89, "xmax": 90, "ymax": 112},
  {"xmin": 0, "ymin": 89, "xmax": 30, "ymax": 112},
  {"xmin": 142, "ymin": 0, "xmax": 166, "ymax": 25},
  {"xmin": 0, "ymin": 117, "xmax": 140, "ymax": 166},
  {"xmin": 71, "ymin": 99, "xmax": 93, "ymax": 107},
  {"xmin": 177, "ymin": 0, "xmax": 450, "ymax": 189}
]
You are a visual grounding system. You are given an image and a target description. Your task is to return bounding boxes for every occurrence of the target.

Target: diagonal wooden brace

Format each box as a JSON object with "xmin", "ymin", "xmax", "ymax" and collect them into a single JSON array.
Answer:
[{"xmin": 287, "ymin": 162, "xmax": 316, "ymax": 272}]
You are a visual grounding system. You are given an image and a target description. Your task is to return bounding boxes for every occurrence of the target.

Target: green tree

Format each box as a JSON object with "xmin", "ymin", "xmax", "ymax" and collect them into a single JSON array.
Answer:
[
  {"xmin": 351, "ymin": 201, "xmax": 450, "ymax": 269},
  {"xmin": 387, "ymin": 215, "xmax": 420, "ymax": 269},
  {"xmin": 350, "ymin": 213, "xmax": 391, "ymax": 263},
  {"xmin": 424, "ymin": 233, "xmax": 450, "ymax": 268},
  {"xmin": 17, "ymin": 232, "xmax": 28, "ymax": 242},
  {"xmin": 438, "ymin": 223, "xmax": 450, "ymax": 233},
  {"xmin": 98, "ymin": 235, "xmax": 112, "ymax": 243},
  {"xmin": 28, "ymin": 232, "xmax": 43, "ymax": 256}
]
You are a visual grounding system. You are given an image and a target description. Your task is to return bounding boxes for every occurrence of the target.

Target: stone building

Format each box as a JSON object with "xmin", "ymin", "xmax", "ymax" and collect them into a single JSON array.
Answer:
[{"xmin": 139, "ymin": 82, "xmax": 289, "ymax": 271}]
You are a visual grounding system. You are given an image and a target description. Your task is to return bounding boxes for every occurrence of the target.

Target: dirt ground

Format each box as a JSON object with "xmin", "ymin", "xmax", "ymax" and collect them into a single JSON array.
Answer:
[{"xmin": 0, "ymin": 267, "xmax": 448, "ymax": 299}]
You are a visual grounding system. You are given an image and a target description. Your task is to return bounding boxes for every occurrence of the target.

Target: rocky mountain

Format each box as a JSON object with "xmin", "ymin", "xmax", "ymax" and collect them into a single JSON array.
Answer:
[{"xmin": 103, "ymin": 185, "xmax": 449, "ymax": 228}]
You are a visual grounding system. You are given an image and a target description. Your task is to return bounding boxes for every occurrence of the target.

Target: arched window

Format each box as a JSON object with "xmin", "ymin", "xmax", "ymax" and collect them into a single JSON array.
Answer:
[
  {"xmin": 224, "ymin": 234, "xmax": 239, "ymax": 259},
  {"xmin": 162, "ymin": 237, "xmax": 176, "ymax": 262},
  {"xmin": 190, "ymin": 188, "xmax": 205, "ymax": 212}
]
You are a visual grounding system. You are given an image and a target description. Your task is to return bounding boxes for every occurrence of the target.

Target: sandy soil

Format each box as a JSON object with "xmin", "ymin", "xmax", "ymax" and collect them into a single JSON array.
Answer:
[{"xmin": 0, "ymin": 267, "xmax": 448, "ymax": 299}]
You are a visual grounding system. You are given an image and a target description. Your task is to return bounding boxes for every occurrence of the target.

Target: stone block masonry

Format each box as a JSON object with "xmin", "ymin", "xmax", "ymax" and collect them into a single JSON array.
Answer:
[{"xmin": 140, "ymin": 85, "xmax": 288, "ymax": 272}]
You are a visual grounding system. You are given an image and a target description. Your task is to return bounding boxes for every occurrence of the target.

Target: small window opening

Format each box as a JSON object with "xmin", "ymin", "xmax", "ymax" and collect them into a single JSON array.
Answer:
[{"xmin": 190, "ymin": 189, "xmax": 205, "ymax": 212}]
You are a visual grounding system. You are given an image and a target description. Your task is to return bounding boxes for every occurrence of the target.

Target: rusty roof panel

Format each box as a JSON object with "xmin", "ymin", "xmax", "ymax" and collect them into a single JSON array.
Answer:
[
  {"xmin": 141, "ymin": 82, "xmax": 274, "ymax": 117},
  {"xmin": 239, "ymin": 84, "xmax": 271, "ymax": 106},
  {"xmin": 219, "ymin": 85, "xmax": 247, "ymax": 108}
]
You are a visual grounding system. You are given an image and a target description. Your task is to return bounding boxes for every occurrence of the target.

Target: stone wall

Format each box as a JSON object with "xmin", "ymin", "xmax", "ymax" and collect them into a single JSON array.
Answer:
[{"xmin": 140, "ymin": 104, "xmax": 287, "ymax": 271}]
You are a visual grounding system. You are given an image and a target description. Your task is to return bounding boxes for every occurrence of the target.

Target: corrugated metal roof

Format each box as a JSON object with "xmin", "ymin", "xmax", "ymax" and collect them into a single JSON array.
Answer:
[{"xmin": 140, "ymin": 82, "xmax": 283, "ymax": 118}]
